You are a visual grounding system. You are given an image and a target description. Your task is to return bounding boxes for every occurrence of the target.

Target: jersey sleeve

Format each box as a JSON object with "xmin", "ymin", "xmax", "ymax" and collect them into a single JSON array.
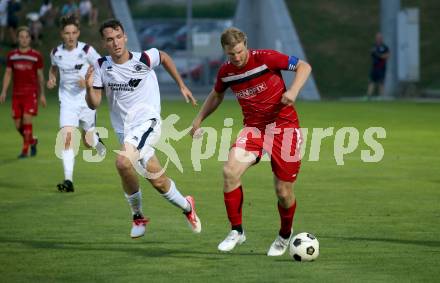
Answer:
[
  {"xmin": 50, "ymin": 50, "xmax": 56, "ymax": 66},
  {"xmin": 6, "ymin": 53, "xmax": 12, "ymax": 68},
  {"xmin": 36, "ymin": 52, "xmax": 44, "ymax": 69},
  {"xmin": 262, "ymin": 50, "xmax": 299, "ymax": 71},
  {"xmin": 142, "ymin": 48, "xmax": 161, "ymax": 69},
  {"xmin": 86, "ymin": 46, "xmax": 101, "ymax": 66},
  {"xmin": 92, "ymin": 60, "xmax": 104, "ymax": 89},
  {"xmin": 214, "ymin": 67, "xmax": 228, "ymax": 93}
]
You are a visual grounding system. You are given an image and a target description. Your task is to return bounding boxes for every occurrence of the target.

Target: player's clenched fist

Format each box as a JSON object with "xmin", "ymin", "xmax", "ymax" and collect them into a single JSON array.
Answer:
[
  {"xmin": 281, "ymin": 90, "xmax": 297, "ymax": 106},
  {"xmin": 190, "ymin": 120, "xmax": 204, "ymax": 139},
  {"xmin": 47, "ymin": 77, "xmax": 56, "ymax": 89}
]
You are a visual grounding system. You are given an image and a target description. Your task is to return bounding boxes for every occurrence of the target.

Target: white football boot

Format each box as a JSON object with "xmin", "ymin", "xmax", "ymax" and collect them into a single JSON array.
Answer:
[
  {"xmin": 183, "ymin": 196, "xmax": 202, "ymax": 233},
  {"xmin": 218, "ymin": 230, "xmax": 246, "ymax": 252},
  {"xmin": 130, "ymin": 215, "xmax": 149, "ymax": 239},
  {"xmin": 267, "ymin": 234, "xmax": 291, "ymax": 256}
]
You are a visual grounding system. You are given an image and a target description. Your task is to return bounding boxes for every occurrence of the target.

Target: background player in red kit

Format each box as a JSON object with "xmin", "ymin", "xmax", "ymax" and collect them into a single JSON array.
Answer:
[
  {"xmin": 1, "ymin": 26, "xmax": 46, "ymax": 158},
  {"xmin": 191, "ymin": 27, "xmax": 312, "ymax": 256}
]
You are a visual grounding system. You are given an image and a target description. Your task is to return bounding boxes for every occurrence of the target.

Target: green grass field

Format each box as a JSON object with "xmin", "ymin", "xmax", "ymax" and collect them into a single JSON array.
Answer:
[{"xmin": 0, "ymin": 97, "xmax": 439, "ymax": 282}]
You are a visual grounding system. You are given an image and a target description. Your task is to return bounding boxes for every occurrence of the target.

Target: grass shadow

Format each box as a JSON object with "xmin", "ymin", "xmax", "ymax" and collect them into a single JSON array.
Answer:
[
  {"xmin": 323, "ymin": 235, "xmax": 440, "ymax": 248},
  {"xmin": 0, "ymin": 237, "xmax": 264, "ymax": 259}
]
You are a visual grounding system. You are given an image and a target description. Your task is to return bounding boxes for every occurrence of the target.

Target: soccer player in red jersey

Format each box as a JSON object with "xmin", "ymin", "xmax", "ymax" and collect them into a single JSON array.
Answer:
[
  {"xmin": 0, "ymin": 26, "xmax": 46, "ymax": 158},
  {"xmin": 191, "ymin": 27, "xmax": 312, "ymax": 256}
]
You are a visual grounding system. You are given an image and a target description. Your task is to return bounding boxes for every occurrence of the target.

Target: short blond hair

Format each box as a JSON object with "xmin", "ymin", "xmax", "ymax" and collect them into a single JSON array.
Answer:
[
  {"xmin": 221, "ymin": 27, "xmax": 247, "ymax": 48},
  {"xmin": 16, "ymin": 26, "xmax": 31, "ymax": 37}
]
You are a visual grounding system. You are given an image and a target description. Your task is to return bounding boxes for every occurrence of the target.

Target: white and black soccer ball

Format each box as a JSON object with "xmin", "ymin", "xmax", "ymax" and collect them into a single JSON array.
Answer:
[{"xmin": 289, "ymin": 232, "xmax": 319, "ymax": 262}]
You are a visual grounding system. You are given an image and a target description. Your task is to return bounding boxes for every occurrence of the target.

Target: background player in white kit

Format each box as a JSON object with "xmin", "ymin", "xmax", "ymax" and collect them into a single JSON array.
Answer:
[
  {"xmin": 47, "ymin": 15, "xmax": 106, "ymax": 192},
  {"xmin": 85, "ymin": 19, "xmax": 201, "ymax": 238}
]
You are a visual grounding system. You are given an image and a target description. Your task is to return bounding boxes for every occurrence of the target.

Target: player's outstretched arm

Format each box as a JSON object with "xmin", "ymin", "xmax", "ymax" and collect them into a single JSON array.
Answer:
[
  {"xmin": 190, "ymin": 89, "xmax": 225, "ymax": 137},
  {"xmin": 281, "ymin": 60, "xmax": 312, "ymax": 106},
  {"xmin": 47, "ymin": 66, "xmax": 58, "ymax": 89},
  {"xmin": 85, "ymin": 66, "xmax": 102, "ymax": 110},
  {"xmin": 159, "ymin": 50, "xmax": 197, "ymax": 106},
  {"xmin": 0, "ymin": 67, "xmax": 12, "ymax": 104}
]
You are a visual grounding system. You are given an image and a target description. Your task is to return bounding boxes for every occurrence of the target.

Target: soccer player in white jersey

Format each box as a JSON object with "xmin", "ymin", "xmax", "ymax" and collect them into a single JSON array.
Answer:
[
  {"xmin": 47, "ymin": 15, "xmax": 106, "ymax": 193},
  {"xmin": 85, "ymin": 19, "xmax": 201, "ymax": 237}
]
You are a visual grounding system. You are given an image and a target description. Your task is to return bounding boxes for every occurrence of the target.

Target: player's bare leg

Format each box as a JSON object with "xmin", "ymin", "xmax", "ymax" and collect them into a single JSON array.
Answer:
[
  {"xmin": 13, "ymin": 118, "xmax": 23, "ymax": 134},
  {"xmin": 378, "ymin": 82, "xmax": 385, "ymax": 97},
  {"xmin": 57, "ymin": 126, "xmax": 76, "ymax": 192},
  {"xmin": 83, "ymin": 128, "xmax": 106, "ymax": 157},
  {"xmin": 116, "ymin": 143, "xmax": 147, "ymax": 238},
  {"xmin": 22, "ymin": 114, "xmax": 39, "ymax": 157},
  {"xmin": 366, "ymin": 82, "xmax": 375, "ymax": 99},
  {"xmin": 145, "ymin": 155, "xmax": 201, "ymax": 233},
  {"xmin": 13, "ymin": 117, "xmax": 25, "ymax": 157},
  {"xmin": 218, "ymin": 147, "xmax": 256, "ymax": 252},
  {"xmin": 116, "ymin": 143, "xmax": 140, "ymax": 195},
  {"xmin": 274, "ymin": 178, "xmax": 296, "ymax": 208},
  {"xmin": 267, "ymin": 178, "xmax": 297, "ymax": 256},
  {"xmin": 15, "ymin": 114, "xmax": 36, "ymax": 158}
]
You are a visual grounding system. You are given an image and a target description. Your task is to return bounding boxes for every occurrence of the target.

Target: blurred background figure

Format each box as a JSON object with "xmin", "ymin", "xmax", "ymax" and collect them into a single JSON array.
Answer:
[
  {"xmin": 26, "ymin": 12, "xmax": 42, "ymax": 46},
  {"xmin": 366, "ymin": 32, "xmax": 390, "ymax": 99},
  {"xmin": 39, "ymin": 0, "xmax": 57, "ymax": 27},
  {"xmin": 61, "ymin": 0, "xmax": 79, "ymax": 18},
  {"xmin": 7, "ymin": 0, "xmax": 21, "ymax": 45},
  {"xmin": 79, "ymin": 0, "xmax": 97, "ymax": 26},
  {"xmin": 0, "ymin": 0, "xmax": 7, "ymax": 43}
]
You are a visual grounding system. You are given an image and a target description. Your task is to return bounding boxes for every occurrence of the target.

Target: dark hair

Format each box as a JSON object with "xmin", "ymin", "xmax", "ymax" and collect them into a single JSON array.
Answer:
[
  {"xmin": 99, "ymin": 19, "xmax": 125, "ymax": 37},
  {"xmin": 60, "ymin": 15, "xmax": 80, "ymax": 30}
]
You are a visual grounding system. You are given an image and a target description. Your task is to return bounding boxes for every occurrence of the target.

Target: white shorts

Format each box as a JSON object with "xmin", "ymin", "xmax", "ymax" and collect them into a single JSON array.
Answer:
[
  {"xmin": 59, "ymin": 103, "xmax": 96, "ymax": 131},
  {"xmin": 116, "ymin": 118, "xmax": 161, "ymax": 164}
]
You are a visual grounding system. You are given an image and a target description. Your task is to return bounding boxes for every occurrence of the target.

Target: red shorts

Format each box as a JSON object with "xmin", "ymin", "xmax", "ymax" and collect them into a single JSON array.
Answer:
[
  {"xmin": 12, "ymin": 94, "xmax": 38, "ymax": 119},
  {"xmin": 232, "ymin": 122, "xmax": 302, "ymax": 182}
]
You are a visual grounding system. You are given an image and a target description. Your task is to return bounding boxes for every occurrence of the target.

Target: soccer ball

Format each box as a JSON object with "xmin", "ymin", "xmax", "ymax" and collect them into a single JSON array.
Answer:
[{"xmin": 289, "ymin": 232, "xmax": 319, "ymax": 262}]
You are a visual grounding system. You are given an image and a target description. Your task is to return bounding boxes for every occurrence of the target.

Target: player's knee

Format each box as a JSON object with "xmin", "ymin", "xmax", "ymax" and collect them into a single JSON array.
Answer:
[
  {"xmin": 275, "ymin": 182, "xmax": 293, "ymax": 200},
  {"xmin": 64, "ymin": 132, "xmax": 72, "ymax": 149},
  {"xmin": 276, "ymin": 189, "xmax": 291, "ymax": 201},
  {"xmin": 115, "ymin": 155, "xmax": 132, "ymax": 172},
  {"xmin": 223, "ymin": 163, "xmax": 239, "ymax": 181}
]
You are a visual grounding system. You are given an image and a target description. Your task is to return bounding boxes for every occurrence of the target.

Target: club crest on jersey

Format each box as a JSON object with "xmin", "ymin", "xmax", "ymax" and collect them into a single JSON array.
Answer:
[
  {"xmin": 133, "ymin": 64, "xmax": 147, "ymax": 73},
  {"xmin": 234, "ymin": 82, "xmax": 268, "ymax": 99}
]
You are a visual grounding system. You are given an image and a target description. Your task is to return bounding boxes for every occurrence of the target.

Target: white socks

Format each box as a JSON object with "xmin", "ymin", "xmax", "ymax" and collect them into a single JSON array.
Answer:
[
  {"xmin": 125, "ymin": 190, "xmax": 143, "ymax": 215},
  {"xmin": 91, "ymin": 131, "xmax": 99, "ymax": 147},
  {"xmin": 161, "ymin": 180, "xmax": 191, "ymax": 213},
  {"xmin": 62, "ymin": 149, "xmax": 75, "ymax": 181},
  {"xmin": 86, "ymin": 129, "xmax": 106, "ymax": 157},
  {"xmin": 125, "ymin": 181, "xmax": 189, "ymax": 217}
]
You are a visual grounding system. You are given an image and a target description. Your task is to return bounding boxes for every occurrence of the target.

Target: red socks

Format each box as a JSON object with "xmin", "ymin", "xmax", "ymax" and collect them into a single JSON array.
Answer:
[
  {"xmin": 278, "ymin": 201, "xmax": 297, "ymax": 239},
  {"xmin": 21, "ymin": 124, "xmax": 34, "ymax": 155},
  {"xmin": 224, "ymin": 186, "xmax": 297, "ymax": 238},
  {"xmin": 224, "ymin": 186, "xmax": 243, "ymax": 228}
]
